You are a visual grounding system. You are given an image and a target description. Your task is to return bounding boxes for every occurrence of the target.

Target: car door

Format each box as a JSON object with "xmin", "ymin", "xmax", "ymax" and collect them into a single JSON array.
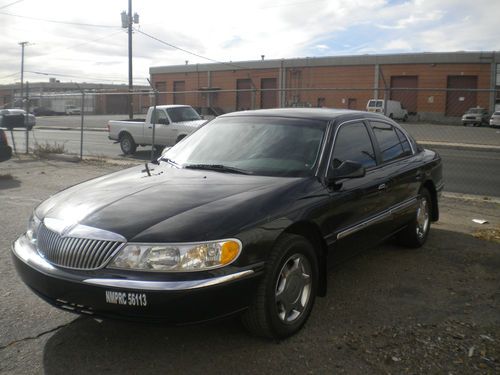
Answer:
[
  {"xmin": 145, "ymin": 109, "xmax": 177, "ymax": 146},
  {"xmin": 367, "ymin": 120, "xmax": 421, "ymax": 231},
  {"xmin": 322, "ymin": 120, "xmax": 393, "ymax": 258}
]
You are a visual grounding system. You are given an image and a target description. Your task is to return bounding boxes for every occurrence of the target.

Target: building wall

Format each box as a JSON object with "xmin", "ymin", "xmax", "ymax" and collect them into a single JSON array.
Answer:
[{"xmin": 149, "ymin": 53, "xmax": 497, "ymax": 122}]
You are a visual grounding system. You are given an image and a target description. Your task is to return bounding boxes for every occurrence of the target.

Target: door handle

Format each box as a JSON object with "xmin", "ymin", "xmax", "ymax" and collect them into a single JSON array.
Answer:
[{"xmin": 378, "ymin": 183, "xmax": 387, "ymax": 191}]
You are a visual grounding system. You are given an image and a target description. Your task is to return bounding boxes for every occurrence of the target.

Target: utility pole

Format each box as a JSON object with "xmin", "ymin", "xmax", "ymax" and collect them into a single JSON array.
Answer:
[
  {"xmin": 121, "ymin": 1, "xmax": 139, "ymax": 119},
  {"xmin": 19, "ymin": 41, "xmax": 28, "ymax": 107}
]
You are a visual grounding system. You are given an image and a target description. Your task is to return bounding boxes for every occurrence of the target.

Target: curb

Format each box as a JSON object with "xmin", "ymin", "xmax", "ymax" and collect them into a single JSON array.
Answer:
[
  {"xmin": 420, "ymin": 141, "xmax": 500, "ymax": 152},
  {"xmin": 442, "ymin": 192, "xmax": 500, "ymax": 205}
]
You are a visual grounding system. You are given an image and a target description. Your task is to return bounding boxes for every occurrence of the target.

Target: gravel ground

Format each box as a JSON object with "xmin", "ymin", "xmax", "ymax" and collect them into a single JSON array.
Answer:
[{"xmin": 0, "ymin": 157, "xmax": 499, "ymax": 374}]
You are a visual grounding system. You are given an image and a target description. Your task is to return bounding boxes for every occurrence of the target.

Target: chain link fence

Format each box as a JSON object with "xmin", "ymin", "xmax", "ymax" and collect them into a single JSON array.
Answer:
[{"xmin": 2, "ymin": 87, "xmax": 500, "ymax": 196}]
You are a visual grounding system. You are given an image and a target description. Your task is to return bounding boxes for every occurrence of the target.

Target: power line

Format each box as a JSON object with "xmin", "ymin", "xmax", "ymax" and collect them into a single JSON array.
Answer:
[
  {"xmin": 0, "ymin": 71, "xmax": 19, "ymax": 79},
  {"xmin": 134, "ymin": 28, "xmax": 250, "ymax": 70},
  {"xmin": 29, "ymin": 30, "xmax": 125, "ymax": 59},
  {"xmin": 0, "ymin": 11, "xmax": 118, "ymax": 28},
  {"xmin": 0, "ymin": 0, "xmax": 24, "ymax": 10}
]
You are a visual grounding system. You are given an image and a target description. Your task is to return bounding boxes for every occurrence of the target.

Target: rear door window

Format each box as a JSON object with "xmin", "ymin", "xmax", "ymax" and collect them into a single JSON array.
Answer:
[{"xmin": 370, "ymin": 121, "xmax": 412, "ymax": 163}]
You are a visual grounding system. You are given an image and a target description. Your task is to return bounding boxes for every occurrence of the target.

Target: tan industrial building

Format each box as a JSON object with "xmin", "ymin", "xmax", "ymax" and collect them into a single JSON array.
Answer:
[{"xmin": 150, "ymin": 51, "xmax": 500, "ymax": 122}]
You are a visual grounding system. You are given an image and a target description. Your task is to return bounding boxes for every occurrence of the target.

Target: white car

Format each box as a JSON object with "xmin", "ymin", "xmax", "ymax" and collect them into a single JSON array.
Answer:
[
  {"xmin": 489, "ymin": 111, "xmax": 500, "ymax": 128},
  {"xmin": 65, "ymin": 105, "xmax": 81, "ymax": 115}
]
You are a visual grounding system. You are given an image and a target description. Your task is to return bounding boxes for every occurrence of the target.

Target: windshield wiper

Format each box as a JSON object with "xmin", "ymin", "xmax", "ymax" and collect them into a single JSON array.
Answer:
[
  {"xmin": 184, "ymin": 164, "xmax": 252, "ymax": 175},
  {"xmin": 158, "ymin": 157, "xmax": 180, "ymax": 167}
]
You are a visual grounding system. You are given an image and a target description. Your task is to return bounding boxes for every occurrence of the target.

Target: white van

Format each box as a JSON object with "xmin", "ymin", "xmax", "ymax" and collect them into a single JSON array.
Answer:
[{"xmin": 366, "ymin": 99, "xmax": 408, "ymax": 121}]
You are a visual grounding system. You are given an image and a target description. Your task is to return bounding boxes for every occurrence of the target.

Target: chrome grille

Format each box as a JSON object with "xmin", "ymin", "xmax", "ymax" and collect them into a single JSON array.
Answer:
[{"xmin": 37, "ymin": 224, "xmax": 123, "ymax": 270}]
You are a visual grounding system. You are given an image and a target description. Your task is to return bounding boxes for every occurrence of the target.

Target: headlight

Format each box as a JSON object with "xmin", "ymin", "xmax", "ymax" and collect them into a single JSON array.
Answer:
[
  {"xmin": 26, "ymin": 214, "xmax": 42, "ymax": 245},
  {"xmin": 108, "ymin": 239, "xmax": 242, "ymax": 272}
]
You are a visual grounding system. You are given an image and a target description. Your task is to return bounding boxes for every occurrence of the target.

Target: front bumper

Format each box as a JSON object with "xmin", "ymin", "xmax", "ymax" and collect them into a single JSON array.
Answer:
[{"xmin": 12, "ymin": 235, "xmax": 262, "ymax": 323}]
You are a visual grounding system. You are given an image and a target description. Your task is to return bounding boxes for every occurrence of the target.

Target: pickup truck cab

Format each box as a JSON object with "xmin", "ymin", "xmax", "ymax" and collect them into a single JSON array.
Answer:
[{"xmin": 108, "ymin": 105, "xmax": 206, "ymax": 154}]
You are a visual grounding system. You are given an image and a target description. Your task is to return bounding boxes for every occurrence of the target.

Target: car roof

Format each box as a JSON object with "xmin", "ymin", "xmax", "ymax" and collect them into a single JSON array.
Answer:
[
  {"xmin": 219, "ymin": 107, "xmax": 391, "ymax": 123},
  {"xmin": 155, "ymin": 105, "xmax": 192, "ymax": 109}
]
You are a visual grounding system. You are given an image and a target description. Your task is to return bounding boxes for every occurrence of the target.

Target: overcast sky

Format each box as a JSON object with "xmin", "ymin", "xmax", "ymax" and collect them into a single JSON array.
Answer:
[{"xmin": 0, "ymin": 0, "xmax": 499, "ymax": 86}]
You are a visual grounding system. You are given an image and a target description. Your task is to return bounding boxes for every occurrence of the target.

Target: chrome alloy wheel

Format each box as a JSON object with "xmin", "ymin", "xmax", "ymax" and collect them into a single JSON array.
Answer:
[
  {"xmin": 275, "ymin": 254, "xmax": 312, "ymax": 323},
  {"xmin": 121, "ymin": 138, "xmax": 131, "ymax": 153},
  {"xmin": 416, "ymin": 196, "xmax": 430, "ymax": 240}
]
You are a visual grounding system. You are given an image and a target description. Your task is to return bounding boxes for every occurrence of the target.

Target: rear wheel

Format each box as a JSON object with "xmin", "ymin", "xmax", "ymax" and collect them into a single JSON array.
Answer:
[
  {"xmin": 241, "ymin": 234, "xmax": 318, "ymax": 339},
  {"xmin": 120, "ymin": 133, "xmax": 136, "ymax": 155},
  {"xmin": 397, "ymin": 188, "xmax": 431, "ymax": 248}
]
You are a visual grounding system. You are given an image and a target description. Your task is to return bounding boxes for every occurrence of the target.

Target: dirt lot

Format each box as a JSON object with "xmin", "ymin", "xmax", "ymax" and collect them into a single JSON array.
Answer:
[{"xmin": 0, "ymin": 158, "xmax": 499, "ymax": 374}]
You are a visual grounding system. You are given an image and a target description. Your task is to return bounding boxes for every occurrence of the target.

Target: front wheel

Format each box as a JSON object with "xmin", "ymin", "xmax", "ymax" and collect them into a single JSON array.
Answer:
[
  {"xmin": 120, "ymin": 133, "xmax": 136, "ymax": 155},
  {"xmin": 241, "ymin": 234, "xmax": 318, "ymax": 339},
  {"xmin": 397, "ymin": 188, "xmax": 431, "ymax": 248}
]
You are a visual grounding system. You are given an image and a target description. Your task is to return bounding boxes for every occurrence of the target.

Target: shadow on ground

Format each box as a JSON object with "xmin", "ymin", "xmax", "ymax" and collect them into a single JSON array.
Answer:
[{"xmin": 42, "ymin": 229, "xmax": 500, "ymax": 374}]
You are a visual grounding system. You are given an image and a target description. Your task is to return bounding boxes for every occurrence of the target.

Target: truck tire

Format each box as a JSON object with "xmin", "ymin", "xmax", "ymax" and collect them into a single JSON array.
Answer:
[{"xmin": 120, "ymin": 133, "xmax": 136, "ymax": 155}]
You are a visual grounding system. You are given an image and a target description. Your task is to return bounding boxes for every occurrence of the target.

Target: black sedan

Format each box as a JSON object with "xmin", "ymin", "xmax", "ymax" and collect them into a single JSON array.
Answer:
[{"xmin": 12, "ymin": 108, "xmax": 443, "ymax": 339}]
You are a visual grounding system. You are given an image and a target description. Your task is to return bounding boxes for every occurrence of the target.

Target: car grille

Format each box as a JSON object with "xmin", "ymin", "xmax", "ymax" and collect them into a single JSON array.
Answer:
[{"xmin": 36, "ymin": 224, "xmax": 123, "ymax": 270}]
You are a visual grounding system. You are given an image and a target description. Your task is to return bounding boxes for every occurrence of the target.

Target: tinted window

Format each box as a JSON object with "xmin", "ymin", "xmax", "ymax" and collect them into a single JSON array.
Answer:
[
  {"xmin": 370, "ymin": 121, "xmax": 410, "ymax": 163},
  {"xmin": 332, "ymin": 122, "xmax": 376, "ymax": 169},
  {"xmin": 394, "ymin": 128, "xmax": 412, "ymax": 156}
]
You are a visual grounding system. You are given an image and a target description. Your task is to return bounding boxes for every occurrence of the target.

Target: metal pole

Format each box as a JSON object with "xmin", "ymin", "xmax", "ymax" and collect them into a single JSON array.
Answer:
[
  {"xmin": 147, "ymin": 79, "xmax": 158, "ymax": 161},
  {"xmin": 80, "ymin": 92, "xmax": 85, "ymax": 160},
  {"xmin": 75, "ymin": 83, "xmax": 85, "ymax": 161},
  {"xmin": 128, "ymin": 0, "xmax": 134, "ymax": 119},
  {"xmin": 19, "ymin": 41, "xmax": 28, "ymax": 106},
  {"xmin": 25, "ymin": 81, "xmax": 29, "ymax": 153}
]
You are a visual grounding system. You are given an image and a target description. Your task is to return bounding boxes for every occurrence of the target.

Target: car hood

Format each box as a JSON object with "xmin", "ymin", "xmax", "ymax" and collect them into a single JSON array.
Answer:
[{"xmin": 35, "ymin": 164, "xmax": 319, "ymax": 242}]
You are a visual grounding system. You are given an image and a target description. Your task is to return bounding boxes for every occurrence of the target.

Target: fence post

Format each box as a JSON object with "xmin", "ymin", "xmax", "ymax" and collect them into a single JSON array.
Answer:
[
  {"xmin": 147, "ymin": 79, "xmax": 158, "ymax": 161},
  {"xmin": 24, "ymin": 81, "xmax": 30, "ymax": 154},
  {"xmin": 80, "ymin": 91, "xmax": 85, "ymax": 160}
]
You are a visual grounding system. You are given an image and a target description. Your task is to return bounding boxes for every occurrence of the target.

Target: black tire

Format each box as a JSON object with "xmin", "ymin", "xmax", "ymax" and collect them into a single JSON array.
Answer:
[
  {"xmin": 397, "ymin": 188, "xmax": 432, "ymax": 248},
  {"xmin": 403, "ymin": 114, "xmax": 408, "ymax": 122},
  {"xmin": 241, "ymin": 233, "xmax": 318, "ymax": 339},
  {"xmin": 389, "ymin": 113, "xmax": 394, "ymax": 119},
  {"xmin": 120, "ymin": 133, "xmax": 136, "ymax": 155},
  {"xmin": 176, "ymin": 134, "xmax": 186, "ymax": 143}
]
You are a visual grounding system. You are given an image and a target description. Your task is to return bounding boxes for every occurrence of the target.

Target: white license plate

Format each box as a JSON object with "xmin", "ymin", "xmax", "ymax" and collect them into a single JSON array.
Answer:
[{"xmin": 105, "ymin": 290, "xmax": 148, "ymax": 307}]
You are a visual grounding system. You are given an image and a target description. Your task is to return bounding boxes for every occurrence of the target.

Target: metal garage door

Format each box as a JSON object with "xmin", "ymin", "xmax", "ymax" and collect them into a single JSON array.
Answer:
[
  {"xmin": 260, "ymin": 78, "xmax": 277, "ymax": 109},
  {"xmin": 173, "ymin": 81, "xmax": 185, "ymax": 104},
  {"xmin": 390, "ymin": 76, "xmax": 418, "ymax": 114},
  {"xmin": 446, "ymin": 76, "xmax": 477, "ymax": 116},
  {"xmin": 236, "ymin": 79, "xmax": 252, "ymax": 111}
]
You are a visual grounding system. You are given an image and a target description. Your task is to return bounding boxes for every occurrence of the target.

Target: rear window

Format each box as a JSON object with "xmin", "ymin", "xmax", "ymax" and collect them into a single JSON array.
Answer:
[{"xmin": 368, "ymin": 100, "xmax": 383, "ymax": 108}]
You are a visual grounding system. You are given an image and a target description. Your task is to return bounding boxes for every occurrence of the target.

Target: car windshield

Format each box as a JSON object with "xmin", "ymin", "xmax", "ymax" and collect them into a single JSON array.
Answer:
[
  {"xmin": 166, "ymin": 107, "xmax": 201, "ymax": 122},
  {"xmin": 163, "ymin": 116, "xmax": 327, "ymax": 177}
]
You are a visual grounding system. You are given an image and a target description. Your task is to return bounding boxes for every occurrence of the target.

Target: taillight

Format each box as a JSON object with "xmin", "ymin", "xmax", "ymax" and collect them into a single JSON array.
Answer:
[{"xmin": 0, "ymin": 131, "xmax": 8, "ymax": 145}]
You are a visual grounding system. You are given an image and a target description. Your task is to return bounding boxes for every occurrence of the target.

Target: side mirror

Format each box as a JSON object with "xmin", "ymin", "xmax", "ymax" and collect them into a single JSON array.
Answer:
[
  {"xmin": 326, "ymin": 160, "xmax": 365, "ymax": 185},
  {"xmin": 158, "ymin": 118, "xmax": 170, "ymax": 125}
]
